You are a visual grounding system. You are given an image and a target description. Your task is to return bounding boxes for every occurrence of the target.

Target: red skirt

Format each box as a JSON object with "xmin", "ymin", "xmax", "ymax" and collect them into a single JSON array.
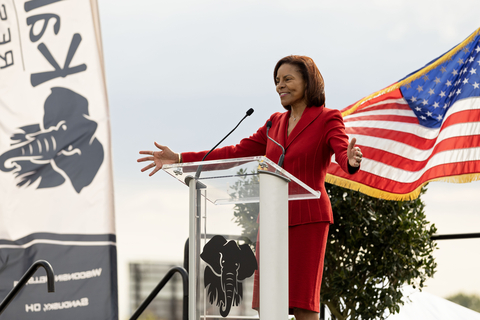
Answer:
[{"xmin": 252, "ymin": 222, "xmax": 330, "ymax": 313}]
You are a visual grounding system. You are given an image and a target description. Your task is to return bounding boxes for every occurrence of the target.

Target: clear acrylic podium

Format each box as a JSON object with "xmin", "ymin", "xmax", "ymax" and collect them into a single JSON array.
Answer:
[{"xmin": 163, "ymin": 156, "xmax": 320, "ymax": 320}]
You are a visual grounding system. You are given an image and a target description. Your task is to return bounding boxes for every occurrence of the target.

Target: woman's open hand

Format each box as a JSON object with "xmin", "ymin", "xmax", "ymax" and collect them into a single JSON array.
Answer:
[
  {"xmin": 137, "ymin": 142, "xmax": 179, "ymax": 176},
  {"xmin": 347, "ymin": 137, "xmax": 362, "ymax": 168}
]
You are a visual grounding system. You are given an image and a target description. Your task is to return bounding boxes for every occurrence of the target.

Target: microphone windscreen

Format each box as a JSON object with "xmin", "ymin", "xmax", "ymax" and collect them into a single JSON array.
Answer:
[
  {"xmin": 266, "ymin": 121, "xmax": 272, "ymax": 129},
  {"xmin": 246, "ymin": 108, "xmax": 254, "ymax": 116}
]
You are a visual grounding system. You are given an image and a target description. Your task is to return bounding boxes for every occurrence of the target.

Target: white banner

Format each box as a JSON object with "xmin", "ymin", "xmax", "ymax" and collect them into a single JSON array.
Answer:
[{"xmin": 0, "ymin": 0, "xmax": 116, "ymax": 319}]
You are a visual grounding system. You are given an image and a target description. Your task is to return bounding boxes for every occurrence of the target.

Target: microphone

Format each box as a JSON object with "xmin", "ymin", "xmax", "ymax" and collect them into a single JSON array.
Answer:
[
  {"xmin": 266, "ymin": 121, "xmax": 285, "ymax": 168},
  {"xmin": 194, "ymin": 108, "xmax": 254, "ymax": 179}
]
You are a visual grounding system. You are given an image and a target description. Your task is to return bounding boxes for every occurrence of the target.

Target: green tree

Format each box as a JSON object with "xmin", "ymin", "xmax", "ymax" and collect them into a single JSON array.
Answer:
[
  {"xmin": 321, "ymin": 183, "xmax": 437, "ymax": 320},
  {"xmin": 231, "ymin": 175, "xmax": 438, "ymax": 320},
  {"xmin": 447, "ymin": 293, "xmax": 480, "ymax": 312},
  {"xmin": 230, "ymin": 168, "xmax": 260, "ymax": 249}
]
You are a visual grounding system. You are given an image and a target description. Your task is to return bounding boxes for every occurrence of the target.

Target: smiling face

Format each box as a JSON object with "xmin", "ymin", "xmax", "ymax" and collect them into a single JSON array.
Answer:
[{"xmin": 275, "ymin": 63, "xmax": 307, "ymax": 110}]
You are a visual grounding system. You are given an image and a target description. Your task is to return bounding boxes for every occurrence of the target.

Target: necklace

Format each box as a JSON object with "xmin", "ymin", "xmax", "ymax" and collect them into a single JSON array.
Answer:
[{"xmin": 291, "ymin": 115, "xmax": 298, "ymax": 121}]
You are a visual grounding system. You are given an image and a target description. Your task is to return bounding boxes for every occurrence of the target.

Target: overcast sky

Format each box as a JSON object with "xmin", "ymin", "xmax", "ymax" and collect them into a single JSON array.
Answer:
[{"xmin": 96, "ymin": 1, "xmax": 480, "ymax": 318}]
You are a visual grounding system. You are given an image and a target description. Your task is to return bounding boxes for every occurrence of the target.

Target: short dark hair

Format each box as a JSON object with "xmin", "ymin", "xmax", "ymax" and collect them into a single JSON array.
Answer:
[{"xmin": 273, "ymin": 55, "xmax": 326, "ymax": 110}]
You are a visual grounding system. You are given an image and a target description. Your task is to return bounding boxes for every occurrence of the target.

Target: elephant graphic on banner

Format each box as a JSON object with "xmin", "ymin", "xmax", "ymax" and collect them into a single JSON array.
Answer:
[
  {"xmin": 200, "ymin": 235, "xmax": 258, "ymax": 317},
  {"xmin": 0, "ymin": 87, "xmax": 104, "ymax": 193}
]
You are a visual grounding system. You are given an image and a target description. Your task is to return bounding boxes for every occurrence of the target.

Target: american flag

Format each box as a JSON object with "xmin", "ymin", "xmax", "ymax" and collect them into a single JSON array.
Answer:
[{"xmin": 326, "ymin": 27, "xmax": 480, "ymax": 200}]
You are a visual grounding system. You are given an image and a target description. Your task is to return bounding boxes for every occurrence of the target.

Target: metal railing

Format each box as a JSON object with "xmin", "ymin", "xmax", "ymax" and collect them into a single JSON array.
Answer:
[
  {"xmin": 431, "ymin": 232, "xmax": 480, "ymax": 240},
  {"xmin": 129, "ymin": 266, "xmax": 188, "ymax": 320},
  {"xmin": 0, "ymin": 260, "xmax": 55, "ymax": 316}
]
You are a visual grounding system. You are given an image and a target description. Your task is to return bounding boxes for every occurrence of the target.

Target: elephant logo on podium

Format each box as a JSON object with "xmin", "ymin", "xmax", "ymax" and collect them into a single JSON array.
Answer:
[
  {"xmin": 200, "ymin": 235, "xmax": 258, "ymax": 317},
  {"xmin": 0, "ymin": 87, "xmax": 104, "ymax": 193}
]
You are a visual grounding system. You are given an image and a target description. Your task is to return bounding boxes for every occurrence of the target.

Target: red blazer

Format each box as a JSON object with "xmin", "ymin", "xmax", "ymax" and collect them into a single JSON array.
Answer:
[{"xmin": 182, "ymin": 105, "xmax": 357, "ymax": 225}]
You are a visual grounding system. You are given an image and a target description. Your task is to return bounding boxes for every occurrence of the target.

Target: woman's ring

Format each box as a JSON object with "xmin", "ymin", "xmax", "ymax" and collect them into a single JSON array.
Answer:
[{"xmin": 151, "ymin": 151, "xmax": 154, "ymax": 156}]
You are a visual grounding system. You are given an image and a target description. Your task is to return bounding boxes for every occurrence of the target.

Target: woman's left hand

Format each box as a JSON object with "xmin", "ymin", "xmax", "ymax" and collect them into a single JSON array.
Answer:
[{"xmin": 347, "ymin": 137, "xmax": 362, "ymax": 167}]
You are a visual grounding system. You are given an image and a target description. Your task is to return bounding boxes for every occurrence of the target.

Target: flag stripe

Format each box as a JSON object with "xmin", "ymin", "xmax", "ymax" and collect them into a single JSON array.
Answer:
[
  {"xmin": 349, "ymin": 119, "xmax": 480, "ymax": 152},
  {"xmin": 344, "ymin": 108, "xmax": 416, "ymax": 120},
  {"xmin": 344, "ymin": 114, "xmax": 419, "ymax": 124},
  {"xmin": 345, "ymin": 128, "xmax": 433, "ymax": 149},
  {"xmin": 338, "ymin": 146, "xmax": 480, "ymax": 183},
  {"xmin": 347, "ymin": 98, "xmax": 480, "ymax": 126},
  {"xmin": 348, "ymin": 101, "xmax": 411, "ymax": 114},
  {"xmin": 352, "ymin": 96, "xmax": 480, "ymax": 140},
  {"xmin": 328, "ymin": 159, "xmax": 480, "ymax": 195},
  {"xmin": 344, "ymin": 99, "xmax": 480, "ymax": 172},
  {"xmin": 357, "ymin": 134, "xmax": 480, "ymax": 172}
]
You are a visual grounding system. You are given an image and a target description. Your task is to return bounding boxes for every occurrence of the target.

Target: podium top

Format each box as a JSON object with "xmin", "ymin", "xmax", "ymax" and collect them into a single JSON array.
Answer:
[{"xmin": 163, "ymin": 156, "xmax": 320, "ymax": 205}]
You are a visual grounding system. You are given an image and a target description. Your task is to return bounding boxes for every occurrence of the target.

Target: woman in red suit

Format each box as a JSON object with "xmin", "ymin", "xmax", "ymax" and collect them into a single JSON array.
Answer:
[{"xmin": 138, "ymin": 55, "xmax": 362, "ymax": 320}]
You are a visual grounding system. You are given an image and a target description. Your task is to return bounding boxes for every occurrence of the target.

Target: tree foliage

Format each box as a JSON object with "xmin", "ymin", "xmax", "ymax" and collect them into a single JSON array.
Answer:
[
  {"xmin": 447, "ymin": 293, "xmax": 480, "ymax": 312},
  {"xmin": 230, "ymin": 173, "xmax": 438, "ymax": 320},
  {"xmin": 230, "ymin": 168, "xmax": 259, "ymax": 249},
  {"xmin": 322, "ymin": 183, "xmax": 437, "ymax": 320}
]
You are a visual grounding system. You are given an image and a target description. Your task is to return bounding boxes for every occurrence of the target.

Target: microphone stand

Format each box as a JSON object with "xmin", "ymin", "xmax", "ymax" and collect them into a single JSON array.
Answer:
[
  {"xmin": 266, "ymin": 121, "xmax": 285, "ymax": 168},
  {"xmin": 194, "ymin": 108, "xmax": 254, "ymax": 179}
]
